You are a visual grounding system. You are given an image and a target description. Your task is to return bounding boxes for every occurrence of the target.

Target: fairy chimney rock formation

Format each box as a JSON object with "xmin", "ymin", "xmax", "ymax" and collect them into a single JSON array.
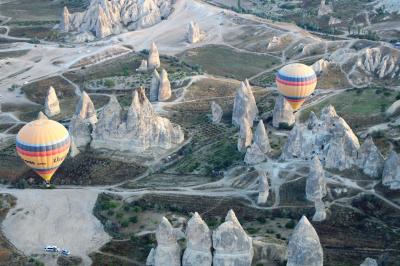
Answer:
[
  {"xmin": 91, "ymin": 88, "xmax": 184, "ymax": 153},
  {"xmin": 137, "ymin": 59, "xmax": 148, "ymax": 72},
  {"xmin": 287, "ymin": 216, "xmax": 323, "ymax": 266},
  {"xmin": 232, "ymin": 81, "xmax": 258, "ymax": 127},
  {"xmin": 60, "ymin": 6, "xmax": 70, "ymax": 32},
  {"xmin": 37, "ymin": 111, "xmax": 48, "ymax": 120},
  {"xmin": 182, "ymin": 212, "xmax": 212, "ymax": 266},
  {"xmin": 306, "ymin": 157, "xmax": 327, "ymax": 221},
  {"xmin": 158, "ymin": 69, "xmax": 172, "ymax": 101},
  {"xmin": 356, "ymin": 137, "xmax": 384, "ymax": 178},
  {"xmin": 187, "ymin": 21, "xmax": 201, "ymax": 44},
  {"xmin": 312, "ymin": 59, "xmax": 330, "ymax": 75},
  {"xmin": 254, "ymin": 120, "xmax": 271, "ymax": 154},
  {"xmin": 150, "ymin": 69, "xmax": 161, "ymax": 102},
  {"xmin": 244, "ymin": 143, "xmax": 266, "ymax": 165},
  {"xmin": 213, "ymin": 210, "xmax": 253, "ymax": 266},
  {"xmin": 44, "ymin": 86, "xmax": 60, "ymax": 117},
  {"xmin": 154, "ymin": 217, "xmax": 181, "ymax": 266},
  {"xmin": 282, "ymin": 105, "xmax": 360, "ymax": 171},
  {"xmin": 148, "ymin": 42, "xmax": 161, "ymax": 69},
  {"xmin": 69, "ymin": 92, "xmax": 97, "ymax": 148},
  {"xmin": 257, "ymin": 171, "xmax": 269, "ymax": 204},
  {"xmin": 69, "ymin": 138, "xmax": 81, "ymax": 158},
  {"xmin": 382, "ymin": 150, "xmax": 400, "ymax": 190},
  {"xmin": 237, "ymin": 118, "xmax": 253, "ymax": 152},
  {"xmin": 318, "ymin": 0, "xmax": 333, "ymax": 17},
  {"xmin": 272, "ymin": 96, "xmax": 295, "ymax": 129},
  {"xmin": 360, "ymin": 258, "xmax": 378, "ymax": 266},
  {"xmin": 211, "ymin": 101, "xmax": 223, "ymax": 124}
]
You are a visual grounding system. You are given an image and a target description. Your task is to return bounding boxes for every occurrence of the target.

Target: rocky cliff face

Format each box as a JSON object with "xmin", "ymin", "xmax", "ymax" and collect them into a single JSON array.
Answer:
[
  {"xmin": 136, "ymin": 59, "xmax": 148, "ymax": 72},
  {"xmin": 213, "ymin": 210, "xmax": 253, "ymax": 266},
  {"xmin": 211, "ymin": 101, "xmax": 223, "ymax": 124},
  {"xmin": 272, "ymin": 96, "xmax": 295, "ymax": 129},
  {"xmin": 153, "ymin": 217, "xmax": 181, "ymax": 266},
  {"xmin": 69, "ymin": 92, "xmax": 97, "ymax": 148},
  {"xmin": 287, "ymin": 216, "xmax": 323, "ymax": 266},
  {"xmin": 158, "ymin": 69, "xmax": 172, "ymax": 101},
  {"xmin": 44, "ymin": 86, "xmax": 60, "ymax": 117},
  {"xmin": 356, "ymin": 137, "xmax": 384, "ymax": 178},
  {"xmin": 306, "ymin": 157, "xmax": 327, "ymax": 221},
  {"xmin": 232, "ymin": 81, "xmax": 258, "ymax": 127},
  {"xmin": 150, "ymin": 69, "xmax": 160, "ymax": 102},
  {"xmin": 182, "ymin": 212, "xmax": 212, "ymax": 266},
  {"xmin": 60, "ymin": 0, "xmax": 172, "ymax": 39},
  {"xmin": 244, "ymin": 120, "xmax": 270, "ymax": 164},
  {"xmin": 237, "ymin": 118, "xmax": 253, "ymax": 152},
  {"xmin": 187, "ymin": 21, "xmax": 201, "ymax": 44},
  {"xmin": 257, "ymin": 170, "xmax": 269, "ymax": 205},
  {"xmin": 382, "ymin": 150, "xmax": 400, "ymax": 190},
  {"xmin": 91, "ymin": 88, "xmax": 184, "ymax": 153},
  {"xmin": 282, "ymin": 106, "xmax": 360, "ymax": 171},
  {"xmin": 148, "ymin": 42, "xmax": 161, "ymax": 69}
]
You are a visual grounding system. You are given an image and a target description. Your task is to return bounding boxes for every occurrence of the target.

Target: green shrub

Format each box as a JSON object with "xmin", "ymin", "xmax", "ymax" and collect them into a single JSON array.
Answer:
[
  {"xmin": 129, "ymin": 216, "xmax": 138, "ymax": 223},
  {"xmin": 104, "ymin": 79, "xmax": 115, "ymax": 88}
]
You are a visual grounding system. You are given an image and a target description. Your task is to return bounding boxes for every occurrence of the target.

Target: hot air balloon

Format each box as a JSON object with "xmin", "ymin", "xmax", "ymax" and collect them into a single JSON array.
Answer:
[
  {"xmin": 275, "ymin": 63, "xmax": 317, "ymax": 111},
  {"xmin": 16, "ymin": 119, "xmax": 70, "ymax": 185}
]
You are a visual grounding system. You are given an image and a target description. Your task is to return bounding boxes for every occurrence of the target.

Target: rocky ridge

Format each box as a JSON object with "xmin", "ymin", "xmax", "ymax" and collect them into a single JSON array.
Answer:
[{"xmin": 44, "ymin": 86, "xmax": 60, "ymax": 117}]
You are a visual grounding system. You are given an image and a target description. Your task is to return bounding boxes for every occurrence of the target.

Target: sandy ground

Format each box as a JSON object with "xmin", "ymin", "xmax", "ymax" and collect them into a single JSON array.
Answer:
[{"xmin": 1, "ymin": 189, "xmax": 110, "ymax": 266}]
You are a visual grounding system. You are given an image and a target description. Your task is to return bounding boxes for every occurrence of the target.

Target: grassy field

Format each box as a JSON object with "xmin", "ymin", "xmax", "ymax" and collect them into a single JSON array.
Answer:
[
  {"xmin": 178, "ymin": 45, "xmax": 280, "ymax": 80},
  {"xmin": 300, "ymin": 87, "xmax": 399, "ymax": 129}
]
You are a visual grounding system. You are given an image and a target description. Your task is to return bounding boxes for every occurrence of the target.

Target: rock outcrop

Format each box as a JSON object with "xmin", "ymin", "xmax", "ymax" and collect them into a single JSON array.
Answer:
[
  {"xmin": 385, "ymin": 99, "xmax": 400, "ymax": 117},
  {"xmin": 244, "ymin": 143, "xmax": 266, "ymax": 165},
  {"xmin": 257, "ymin": 171, "xmax": 269, "ymax": 205},
  {"xmin": 318, "ymin": 0, "xmax": 333, "ymax": 17},
  {"xmin": 37, "ymin": 111, "xmax": 48, "ymax": 120},
  {"xmin": 267, "ymin": 36, "xmax": 282, "ymax": 50},
  {"xmin": 137, "ymin": 59, "xmax": 148, "ymax": 72},
  {"xmin": 382, "ymin": 150, "xmax": 400, "ymax": 190},
  {"xmin": 287, "ymin": 216, "xmax": 323, "ymax": 266},
  {"xmin": 150, "ymin": 69, "xmax": 160, "ymax": 102},
  {"xmin": 91, "ymin": 88, "xmax": 184, "ymax": 153},
  {"xmin": 69, "ymin": 139, "xmax": 80, "ymax": 158},
  {"xmin": 272, "ymin": 96, "xmax": 295, "ymax": 129},
  {"xmin": 211, "ymin": 101, "xmax": 223, "ymax": 124},
  {"xmin": 282, "ymin": 106, "xmax": 360, "ymax": 171},
  {"xmin": 154, "ymin": 217, "xmax": 181, "ymax": 266},
  {"xmin": 158, "ymin": 69, "xmax": 172, "ymax": 101},
  {"xmin": 253, "ymin": 120, "xmax": 271, "ymax": 154},
  {"xmin": 148, "ymin": 42, "xmax": 161, "ymax": 69},
  {"xmin": 312, "ymin": 59, "xmax": 330, "ymax": 75},
  {"xmin": 306, "ymin": 157, "xmax": 327, "ymax": 221},
  {"xmin": 187, "ymin": 21, "xmax": 201, "ymax": 44},
  {"xmin": 69, "ymin": 92, "xmax": 97, "ymax": 148},
  {"xmin": 232, "ymin": 81, "xmax": 258, "ymax": 127},
  {"xmin": 60, "ymin": 0, "xmax": 172, "ymax": 39},
  {"xmin": 356, "ymin": 137, "xmax": 384, "ymax": 178},
  {"xmin": 213, "ymin": 210, "xmax": 253, "ymax": 266},
  {"xmin": 360, "ymin": 258, "xmax": 378, "ymax": 266},
  {"xmin": 182, "ymin": 212, "xmax": 212, "ymax": 266},
  {"xmin": 44, "ymin": 86, "xmax": 60, "ymax": 117},
  {"xmin": 237, "ymin": 118, "xmax": 253, "ymax": 152}
]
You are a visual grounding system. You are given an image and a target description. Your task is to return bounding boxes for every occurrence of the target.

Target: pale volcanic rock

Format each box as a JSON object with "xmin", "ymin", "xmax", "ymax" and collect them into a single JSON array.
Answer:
[
  {"xmin": 211, "ymin": 101, "xmax": 223, "ymax": 124},
  {"xmin": 137, "ymin": 59, "xmax": 148, "ymax": 72},
  {"xmin": 150, "ymin": 69, "xmax": 161, "ymax": 102},
  {"xmin": 60, "ymin": 0, "xmax": 172, "ymax": 39},
  {"xmin": 148, "ymin": 42, "xmax": 161, "ymax": 69},
  {"xmin": 44, "ymin": 86, "xmax": 60, "ymax": 117},
  {"xmin": 158, "ymin": 69, "xmax": 172, "ymax": 101},
  {"xmin": 146, "ymin": 248, "xmax": 155, "ymax": 265},
  {"xmin": 69, "ymin": 92, "xmax": 97, "ymax": 148},
  {"xmin": 213, "ymin": 210, "xmax": 253, "ymax": 266},
  {"xmin": 257, "ymin": 171, "xmax": 269, "ymax": 205},
  {"xmin": 91, "ymin": 88, "xmax": 184, "ymax": 153},
  {"xmin": 252, "ymin": 239, "xmax": 287, "ymax": 265},
  {"xmin": 385, "ymin": 99, "xmax": 400, "ymax": 117},
  {"xmin": 237, "ymin": 118, "xmax": 253, "ymax": 152},
  {"xmin": 382, "ymin": 150, "xmax": 400, "ymax": 190},
  {"xmin": 356, "ymin": 137, "xmax": 384, "ymax": 178},
  {"xmin": 232, "ymin": 81, "xmax": 258, "ymax": 127},
  {"xmin": 282, "ymin": 106, "xmax": 360, "ymax": 171},
  {"xmin": 37, "ymin": 111, "xmax": 48, "ymax": 120},
  {"xmin": 187, "ymin": 21, "xmax": 201, "ymax": 44},
  {"xmin": 69, "ymin": 138, "xmax": 81, "ymax": 158},
  {"xmin": 313, "ymin": 199, "xmax": 326, "ymax": 222},
  {"xmin": 360, "ymin": 258, "xmax": 378, "ymax": 266},
  {"xmin": 267, "ymin": 36, "xmax": 282, "ymax": 50},
  {"xmin": 318, "ymin": 0, "xmax": 333, "ymax": 17},
  {"xmin": 272, "ymin": 96, "xmax": 295, "ymax": 129},
  {"xmin": 244, "ymin": 143, "xmax": 266, "ymax": 165},
  {"xmin": 287, "ymin": 216, "xmax": 323, "ymax": 266},
  {"xmin": 182, "ymin": 212, "xmax": 212, "ymax": 266},
  {"xmin": 306, "ymin": 157, "xmax": 327, "ymax": 202},
  {"xmin": 312, "ymin": 59, "xmax": 330, "ymax": 75},
  {"xmin": 253, "ymin": 120, "xmax": 271, "ymax": 154},
  {"xmin": 328, "ymin": 16, "xmax": 342, "ymax": 26},
  {"xmin": 154, "ymin": 217, "xmax": 181, "ymax": 266}
]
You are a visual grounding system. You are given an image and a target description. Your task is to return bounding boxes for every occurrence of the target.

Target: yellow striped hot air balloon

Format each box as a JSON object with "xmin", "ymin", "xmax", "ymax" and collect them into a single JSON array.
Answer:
[
  {"xmin": 16, "ymin": 119, "xmax": 70, "ymax": 184},
  {"xmin": 275, "ymin": 63, "xmax": 317, "ymax": 110}
]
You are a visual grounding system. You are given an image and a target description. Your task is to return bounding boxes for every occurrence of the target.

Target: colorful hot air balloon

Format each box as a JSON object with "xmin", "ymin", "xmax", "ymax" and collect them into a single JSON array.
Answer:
[
  {"xmin": 275, "ymin": 63, "xmax": 317, "ymax": 111},
  {"xmin": 16, "ymin": 119, "xmax": 70, "ymax": 184}
]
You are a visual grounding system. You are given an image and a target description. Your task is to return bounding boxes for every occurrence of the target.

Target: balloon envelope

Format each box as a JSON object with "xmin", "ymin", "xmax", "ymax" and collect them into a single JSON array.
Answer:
[
  {"xmin": 276, "ymin": 63, "xmax": 317, "ymax": 110},
  {"xmin": 16, "ymin": 119, "xmax": 70, "ymax": 183}
]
